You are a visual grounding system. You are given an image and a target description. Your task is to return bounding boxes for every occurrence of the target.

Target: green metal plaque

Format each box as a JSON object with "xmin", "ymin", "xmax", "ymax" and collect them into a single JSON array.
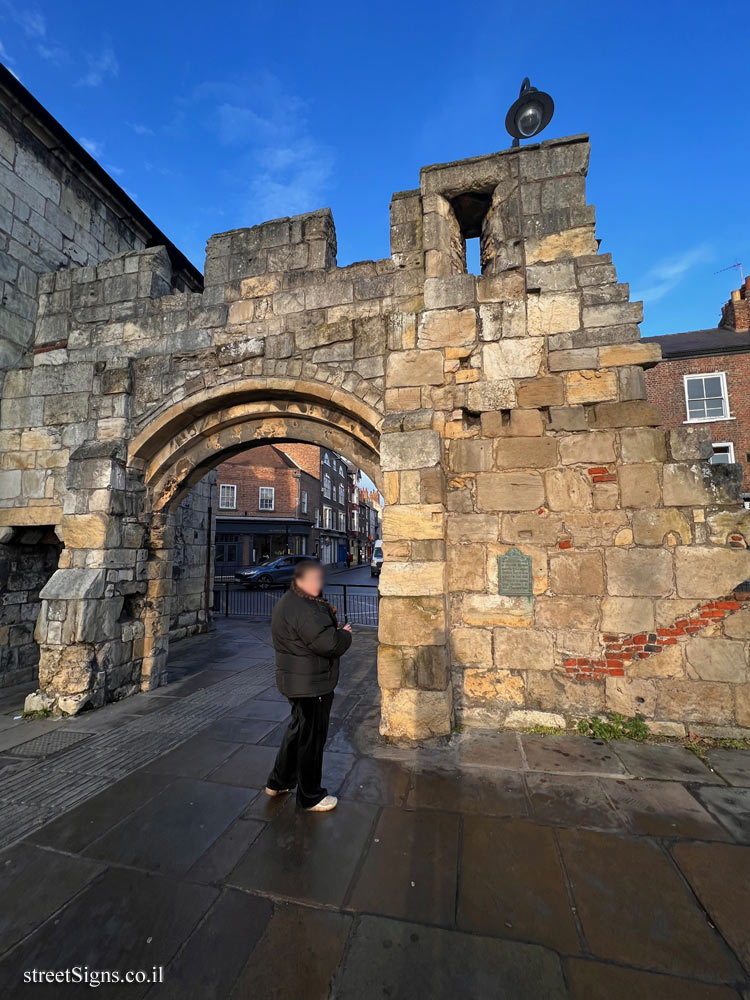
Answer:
[{"xmin": 497, "ymin": 547, "xmax": 533, "ymax": 596}]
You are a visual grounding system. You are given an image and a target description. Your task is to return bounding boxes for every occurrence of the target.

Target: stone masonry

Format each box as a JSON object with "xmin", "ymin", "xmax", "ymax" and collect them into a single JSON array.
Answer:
[{"xmin": 1, "ymin": 133, "xmax": 750, "ymax": 737}]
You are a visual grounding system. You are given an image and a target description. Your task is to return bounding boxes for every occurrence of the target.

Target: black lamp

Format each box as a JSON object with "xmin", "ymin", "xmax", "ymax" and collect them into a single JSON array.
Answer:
[{"xmin": 505, "ymin": 78, "xmax": 554, "ymax": 146}]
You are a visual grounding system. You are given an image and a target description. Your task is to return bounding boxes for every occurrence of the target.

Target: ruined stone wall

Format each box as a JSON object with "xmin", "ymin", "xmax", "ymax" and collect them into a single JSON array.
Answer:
[
  {"xmin": 169, "ymin": 473, "xmax": 215, "ymax": 642},
  {"xmin": 1, "ymin": 134, "xmax": 749, "ymax": 736}
]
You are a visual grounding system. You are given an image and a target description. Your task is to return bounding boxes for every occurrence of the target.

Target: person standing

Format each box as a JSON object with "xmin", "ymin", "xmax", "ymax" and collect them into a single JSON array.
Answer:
[{"xmin": 265, "ymin": 560, "xmax": 352, "ymax": 811}]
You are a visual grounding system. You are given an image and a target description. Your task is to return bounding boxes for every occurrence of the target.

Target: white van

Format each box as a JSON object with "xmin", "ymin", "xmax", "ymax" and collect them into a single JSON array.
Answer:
[{"xmin": 370, "ymin": 540, "xmax": 383, "ymax": 577}]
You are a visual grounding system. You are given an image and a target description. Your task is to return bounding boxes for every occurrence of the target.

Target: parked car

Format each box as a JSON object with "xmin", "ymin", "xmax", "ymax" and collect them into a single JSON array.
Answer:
[
  {"xmin": 370, "ymin": 541, "xmax": 383, "ymax": 577},
  {"xmin": 235, "ymin": 554, "xmax": 316, "ymax": 589}
]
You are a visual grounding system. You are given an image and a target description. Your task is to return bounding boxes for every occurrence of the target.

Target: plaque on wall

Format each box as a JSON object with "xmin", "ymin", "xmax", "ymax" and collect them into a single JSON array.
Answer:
[{"xmin": 497, "ymin": 548, "xmax": 533, "ymax": 596}]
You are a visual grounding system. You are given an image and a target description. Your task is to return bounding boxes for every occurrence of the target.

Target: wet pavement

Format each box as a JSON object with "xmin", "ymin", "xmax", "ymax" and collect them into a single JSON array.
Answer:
[{"xmin": 0, "ymin": 620, "xmax": 748, "ymax": 997}]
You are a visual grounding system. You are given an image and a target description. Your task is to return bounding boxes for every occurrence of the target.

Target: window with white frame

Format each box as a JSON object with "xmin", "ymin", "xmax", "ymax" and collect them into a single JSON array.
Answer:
[
  {"xmin": 315, "ymin": 508, "xmax": 320, "ymax": 527},
  {"xmin": 338, "ymin": 484, "xmax": 344, "ymax": 504},
  {"xmin": 710, "ymin": 442, "xmax": 735, "ymax": 465},
  {"xmin": 323, "ymin": 506, "xmax": 332, "ymax": 528},
  {"xmin": 683, "ymin": 373, "xmax": 730, "ymax": 422},
  {"xmin": 258, "ymin": 487, "xmax": 274, "ymax": 511},
  {"xmin": 339, "ymin": 512, "xmax": 346, "ymax": 531},
  {"xmin": 323, "ymin": 452, "xmax": 330, "ymax": 465},
  {"xmin": 219, "ymin": 484, "xmax": 237, "ymax": 509},
  {"xmin": 323, "ymin": 473, "xmax": 332, "ymax": 499},
  {"xmin": 301, "ymin": 490, "xmax": 308, "ymax": 514}
]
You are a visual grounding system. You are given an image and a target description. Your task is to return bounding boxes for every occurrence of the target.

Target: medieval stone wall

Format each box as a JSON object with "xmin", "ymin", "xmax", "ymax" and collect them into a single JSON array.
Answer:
[{"xmin": 1, "ymin": 134, "xmax": 749, "ymax": 737}]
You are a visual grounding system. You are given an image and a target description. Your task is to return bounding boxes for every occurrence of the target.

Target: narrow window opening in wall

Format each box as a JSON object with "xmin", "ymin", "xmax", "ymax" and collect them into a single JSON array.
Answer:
[
  {"xmin": 450, "ymin": 191, "xmax": 493, "ymax": 275},
  {"xmin": 465, "ymin": 238, "xmax": 481, "ymax": 276}
]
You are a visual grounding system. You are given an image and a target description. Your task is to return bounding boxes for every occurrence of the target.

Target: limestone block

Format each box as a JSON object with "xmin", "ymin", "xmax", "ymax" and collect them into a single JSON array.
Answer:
[
  {"xmin": 737, "ymin": 685, "xmax": 750, "ymax": 727},
  {"xmin": 655, "ymin": 680, "xmax": 735, "ymax": 725},
  {"xmin": 565, "ymin": 511, "xmax": 629, "ymax": 546},
  {"xmin": 669, "ymin": 426, "xmax": 714, "ymax": 462},
  {"xmin": 674, "ymin": 548, "xmax": 750, "ymax": 599},
  {"xmin": 629, "ymin": 643, "xmax": 685, "ymax": 679},
  {"xmin": 61, "ymin": 514, "xmax": 121, "ymax": 550},
  {"xmin": 501, "ymin": 512, "xmax": 563, "ymax": 546},
  {"xmin": 447, "ymin": 543, "xmax": 486, "ymax": 592},
  {"xmin": 482, "ymin": 339, "xmax": 543, "ymax": 379},
  {"xmin": 494, "ymin": 436, "xmax": 557, "ymax": 470},
  {"xmin": 544, "ymin": 468, "xmax": 592, "ymax": 510},
  {"xmin": 527, "ymin": 670, "xmax": 605, "ymax": 716},
  {"xmin": 527, "ymin": 292, "xmax": 581, "ymax": 336},
  {"xmin": 493, "ymin": 627, "xmax": 554, "ymax": 670},
  {"xmin": 591, "ymin": 401, "xmax": 662, "ymax": 428},
  {"xmin": 379, "ymin": 561, "xmax": 445, "ymax": 596},
  {"xmin": 606, "ymin": 548, "xmax": 673, "ymax": 597},
  {"xmin": 450, "ymin": 439, "xmax": 494, "ymax": 473},
  {"xmin": 463, "ymin": 668, "xmax": 525, "ymax": 706},
  {"xmin": 632, "ymin": 509, "xmax": 692, "ymax": 546},
  {"xmin": 723, "ymin": 610, "xmax": 750, "ymax": 639},
  {"xmin": 377, "ymin": 646, "xmax": 406, "ymax": 688},
  {"xmin": 461, "ymin": 595, "xmax": 533, "ymax": 627},
  {"xmin": 600, "ymin": 596, "xmax": 654, "ymax": 634},
  {"xmin": 685, "ymin": 637, "xmax": 747, "ymax": 683},
  {"xmin": 381, "ymin": 430, "xmax": 441, "ymax": 471},
  {"xmin": 417, "ymin": 309, "xmax": 476, "ymax": 349},
  {"xmin": 605, "ymin": 676, "xmax": 657, "ymax": 717},
  {"xmin": 0, "ymin": 470, "xmax": 21, "ymax": 499},
  {"xmin": 549, "ymin": 551, "xmax": 604, "ymax": 596},
  {"xmin": 466, "ymin": 379, "xmax": 516, "ymax": 413},
  {"xmin": 582, "ymin": 301, "xmax": 643, "ymax": 327},
  {"xmin": 382, "ymin": 504, "xmax": 444, "ymax": 540},
  {"xmin": 619, "ymin": 427, "xmax": 667, "ymax": 463},
  {"xmin": 559, "ymin": 431, "xmax": 616, "ymax": 465},
  {"xmin": 516, "ymin": 376, "xmax": 564, "ymax": 408},
  {"xmin": 548, "ymin": 406, "xmax": 588, "ymax": 432},
  {"xmin": 505, "ymin": 709, "xmax": 565, "ymax": 730},
  {"xmin": 446, "ymin": 513, "xmax": 499, "ymax": 542},
  {"xmin": 40, "ymin": 568, "xmax": 107, "ymax": 600},
  {"xmin": 476, "ymin": 471, "xmax": 545, "ymax": 511},
  {"xmin": 476, "ymin": 271, "xmax": 525, "ymax": 301},
  {"xmin": 482, "ymin": 409, "xmax": 545, "ymax": 438},
  {"xmin": 525, "ymin": 227, "xmax": 597, "ymax": 264},
  {"xmin": 452, "ymin": 627, "xmax": 492, "ymax": 669},
  {"xmin": 535, "ymin": 596, "xmax": 599, "ymax": 629},
  {"xmin": 548, "ymin": 348, "xmax": 598, "ymax": 372},
  {"xmin": 379, "ymin": 687, "xmax": 452, "ymax": 739},
  {"xmin": 599, "ymin": 342, "xmax": 661, "ymax": 367},
  {"xmin": 526, "ymin": 261, "xmax": 576, "ymax": 293},
  {"xmin": 654, "ymin": 599, "xmax": 701, "ymax": 626},
  {"xmin": 565, "ymin": 370, "xmax": 618, "ymax": 404},
  {"xmin": 706, "ymin": 510, "xmax": 750, "ymax": 546},
  {"xmin": 378, "ymin": 596, "xmax": 445, "ymax": 646},
  {"xmin": 619, "ymin": 464, "xmax": 661, "ymax": 508},
  {"xmin": 386, "ymin": 349, "xmax": 443, "ymax": 387}
]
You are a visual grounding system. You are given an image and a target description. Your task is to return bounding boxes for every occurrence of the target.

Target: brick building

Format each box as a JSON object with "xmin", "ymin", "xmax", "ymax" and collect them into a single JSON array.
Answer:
[
  {"xmin": 357, "ymin": 487, "xmax": 383, "ymax": 562},
  {"xmin": 214, "ymin": 445, "xmax": 319, "ymax": 573},
  {"xmin": 644, "ymin": 279, "xmax": 750, "ymax": 500}
]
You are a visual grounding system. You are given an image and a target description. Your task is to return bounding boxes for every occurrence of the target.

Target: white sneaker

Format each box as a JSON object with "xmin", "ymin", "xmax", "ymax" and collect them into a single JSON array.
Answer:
[
  {"xmin": 306, "ymin": 795, "xmax": 338, "ymax": 812},
  {"xmin": 264, "ymin": 786, "xmax": 293, "ymax": 797}
]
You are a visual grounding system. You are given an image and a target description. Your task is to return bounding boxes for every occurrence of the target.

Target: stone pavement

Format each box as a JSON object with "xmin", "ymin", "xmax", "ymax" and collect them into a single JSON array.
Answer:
[{"xmin": 0, "ymin": 621, "xmax": 748, "ymax": 998}]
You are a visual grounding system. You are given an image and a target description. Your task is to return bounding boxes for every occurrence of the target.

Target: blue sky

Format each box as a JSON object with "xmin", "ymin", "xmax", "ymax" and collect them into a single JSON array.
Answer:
[{"xmin": 0, "ymin": 0, "xmax": 747, "ymax": 335}]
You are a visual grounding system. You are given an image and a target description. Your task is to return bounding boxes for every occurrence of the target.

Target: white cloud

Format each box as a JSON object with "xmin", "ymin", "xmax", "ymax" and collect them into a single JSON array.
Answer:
[
  {"xmin": 633, "ymin": 245, "xmax": 713, "ymax": 304},
  {"xmin": 105, "ymin": 163, "xmax": 124, "ymax": 177},
  {"xmin": 2, "ymin": 2, "xmax": 45, "ymax": 38},
  {"xmin": 77, "ymin": 46, "xmax": 118, "ymax": 87},
  {"xmin": 37, "ymin": 42, "xmax": 67, "ymax": 64},
  {"xmin": 129, "ymin": 122, "xmax": 154, "ymax": 136},
  {"xmin": 79, "ymin": 136, "xmax": 104, "ymax": 158},
  {"xmin": 0, "ymin": 37, "xmax": 11, "ymax": 61}
]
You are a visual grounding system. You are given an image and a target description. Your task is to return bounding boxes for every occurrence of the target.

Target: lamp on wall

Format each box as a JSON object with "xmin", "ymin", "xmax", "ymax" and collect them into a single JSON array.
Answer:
[{"xmin": 505, "ymin": 78, "xmax": 554, "ymax": 147}]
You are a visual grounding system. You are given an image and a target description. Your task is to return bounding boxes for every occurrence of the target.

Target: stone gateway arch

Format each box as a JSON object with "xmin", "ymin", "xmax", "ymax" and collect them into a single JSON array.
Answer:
[{"xmin": 2, "ymin": 134, "xmax": 750, "ymax": 739}]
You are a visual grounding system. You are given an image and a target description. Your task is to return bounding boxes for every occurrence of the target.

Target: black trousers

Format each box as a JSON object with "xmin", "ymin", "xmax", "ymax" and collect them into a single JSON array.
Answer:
[{"xmin": 266, "ymin": 692, "xmax": 334, "ymax": 808}]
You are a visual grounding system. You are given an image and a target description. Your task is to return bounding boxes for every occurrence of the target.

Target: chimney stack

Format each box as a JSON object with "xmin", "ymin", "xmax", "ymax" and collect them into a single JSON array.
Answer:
[{"xmin": 720, "ymin": 276, "xmax": 750, "ymax": 332}]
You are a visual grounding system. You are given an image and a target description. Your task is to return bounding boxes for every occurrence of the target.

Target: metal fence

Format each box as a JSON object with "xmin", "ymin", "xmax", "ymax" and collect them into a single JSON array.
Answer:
[{"xmin": 212, "ymin": 581, "xmax": 379, "ymax": 627}]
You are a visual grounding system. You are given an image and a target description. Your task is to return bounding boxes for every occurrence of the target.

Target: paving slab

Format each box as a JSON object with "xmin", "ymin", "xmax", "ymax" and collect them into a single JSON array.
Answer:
[
  {"xmin": 706, "ymin": 749, "xmax": 750, "ymax": 787},
  {"xmin": 205, "ymin": 744, "xmax": 280, "ymax": 789},
  {"xmin": 612, "ymin": 741, "xmax": 722, "ymax": 783},
  {"xmin": 159, "ymin": 669, "xmax": 230, "ymax": 698},
  {"xmin": 0, "ymin": 867, "xmax": 217, "ymax": 999},
  {"xmin": 558, "ymin": 828, "xmax": 742, "ymax": 982},
  {"xmin": 407, "ymin": 765, "xmax": 528, "ymax": 818},
  {"xmin": 144, "ymin": 889, "xmax": 272, "ymax": 999},
  {"xmin": 454, "ymin": 729, "xmax": 523, "ymax": 769},
  {"xmin": 694, "ymin": 786, "xmax": 750, "ymax": 844},
  {"xmin": 457, "ymin": 815, "xmax": 580, "ymax": 953},
  {"xmin": 241, "ymin": 788, "xmax": 295, "ymax": 822},
  {"xmin": 339, "ymin": 757, "xmax": 414, "ymax": 806},
  {"xmin": 521, "ymin": 734, "xmax": 627, "ymax": 776},
  {"xmin": 84, "ymin": 778, "xmax": 254, "ymax": 875},
  {"xmin": 230, "ymin": 698, "xmax": 291, "ymax": 722},
  {"xmin": 332, "ymin": 915, "xmax": 567, "ymax": 1000},
  {"xmin": 605, "ymin": 779, "xmax": 732, "ymax": 840},
  {"xmin": 672, "ymin": 841, "xmax": 750, "ymax": 971},
  {"xmin": 28, "ymin": 770, "xmax": 173, "ymax": 853},
  {"xmin": 348, "ymin": 807, "xmax": 459, "ymax": 925},
  {"xmin": 185, "ymin": 818, "xmax": 265, "ymax": 885},
  {"xmin": 565, "ymin": 958, "xmax": 742, "ymax": 999},
  {"xmin": 230, "ymin": 903, "xmax": 352, "ymax": 1000},
  {"xmin": 322, "ymin": 750, "xmax": 357, "ymax": 794},
  {"xmin": 0, "ymin": 842, "xmax": 104, "ymax": 955},
  {"xmin": 141, "ymin": 733, "xmax": 243, "ymax": 777},
  {"xmin": 201, "ymin": 717, "xmax": 278, "ymax": 745},
  {"xmin": 254, "ymin": 686, "xmax": 288, "ymax": 703},
  {"xmin": 228, "ymin": 799, "xmax": 378, "ymax": 907},
  {"xmin": 524, "ymin": 773, "xmax": 626, "ymax": 831}
]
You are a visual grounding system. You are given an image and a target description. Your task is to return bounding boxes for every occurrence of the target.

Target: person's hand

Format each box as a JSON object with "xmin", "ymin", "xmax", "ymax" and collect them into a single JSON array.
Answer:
[{"xmin": 342, "ymin": 624, "xmax": 352, "ymax": 632}]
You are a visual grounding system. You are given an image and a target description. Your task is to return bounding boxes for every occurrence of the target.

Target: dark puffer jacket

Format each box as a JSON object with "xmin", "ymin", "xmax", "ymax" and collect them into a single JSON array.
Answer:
[{"xmin": 271, "ymin": 589, "xmax": 352, "ymax": 698}]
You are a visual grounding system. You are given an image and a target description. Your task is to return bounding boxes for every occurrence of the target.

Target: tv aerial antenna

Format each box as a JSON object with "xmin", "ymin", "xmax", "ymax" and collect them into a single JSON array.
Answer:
[{"xmin": 714, "ymin": 261, "xmax": 744, "ymax": 283}]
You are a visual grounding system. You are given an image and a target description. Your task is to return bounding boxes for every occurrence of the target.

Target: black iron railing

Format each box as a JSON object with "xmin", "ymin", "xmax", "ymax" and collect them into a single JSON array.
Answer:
[{"xmin": 212, "ymin": 582, "xmax": 379, "ymax": 626}]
